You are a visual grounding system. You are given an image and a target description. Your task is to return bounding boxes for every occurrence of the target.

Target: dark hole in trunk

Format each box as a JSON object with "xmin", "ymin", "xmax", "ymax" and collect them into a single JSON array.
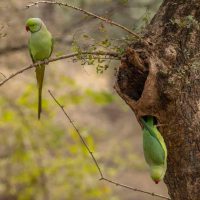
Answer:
[
  {"xmin": 117, "ymin": 62, "xmax": 149, "ymax": 101},
  {"xmin": 142, "ymin": 115, "xmax": 158, "ymax": 125}
]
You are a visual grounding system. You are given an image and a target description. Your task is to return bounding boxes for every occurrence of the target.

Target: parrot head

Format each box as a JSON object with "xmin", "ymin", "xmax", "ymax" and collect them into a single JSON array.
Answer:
[
  {"xmin": 150, "ymin": 166, "xmax": 165, "ymax": 184},
  {"xmin": 26, "ymin": 18, "xmax": 43, "ymax": 33}
]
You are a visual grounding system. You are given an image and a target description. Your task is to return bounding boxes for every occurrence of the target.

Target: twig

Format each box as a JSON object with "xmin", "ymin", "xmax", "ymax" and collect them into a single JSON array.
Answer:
[
  {"xmin": 48, "ymin": 90, "xmax": 171, "ymax": 200},
  {"xmin": 0, "ymin": 72, "xmax": 6, "ymax": 78},
  {"xmin": 100, "ymin": 177, "xmax": 170, "ymax": 199},
  {"xmin": 49, "ymin": 90, "xmax": 103, "ymax": 178},
  {"xmin": 26, "ymin": 1, "xmax": 141, "ymax": 39},
  {"xmin": 0, "ymin": 51, "xmax": 119, "ymax": 87}
]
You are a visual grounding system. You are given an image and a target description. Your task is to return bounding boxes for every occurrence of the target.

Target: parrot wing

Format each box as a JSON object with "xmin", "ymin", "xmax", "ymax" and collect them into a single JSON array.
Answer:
[
  {"xmin": 141, "ymin": 117, "xmax": 167, "ymax": 157},
  {"xmin": 141, "ymin": 118, "xmax": 162, "ymax": 146},
  {"xmin": 141, "ymin": 116, "xmax": 167, "ymax": 183},
  {"xmin": 153, "ymin": 127, "xmax": 167, "ymax": 160},
  {"xmin": 50, "ymin": 37, "xmax": 54, "ymax": 57},
  {"xmin": 28, "ymin": 39, "xmax": 35, "ymax": 63},
  {"xmin": 143, "ymin": 130, "xmax": 165, "ymax": 164},
  {"xmin": 141, "ymin": 118, "xmax": 166, "ymax": 164}
]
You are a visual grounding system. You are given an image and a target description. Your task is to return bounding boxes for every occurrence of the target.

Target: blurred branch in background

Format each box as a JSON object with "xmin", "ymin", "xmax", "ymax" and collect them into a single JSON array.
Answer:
[
  {"xmin": 0, "ymin": 0, "xmax": 161, "ymax": 56},
  {"xmin": 26, "ymin": 1, "xmax": 141, "ymax": 38},
  {"xmin": 0, "ymin": 72, "xmax": 6, "ymax": 78},
  {"xmin": 133, "ymin": 0, "xmax": 160, "ymax": 9},
  {"xmin": 0, "ymin": 1, "xmax": 131, "ymax": 56},
  {"xmin": 49, "ymin": 90, "xmax": 171, "ymax": 200}
]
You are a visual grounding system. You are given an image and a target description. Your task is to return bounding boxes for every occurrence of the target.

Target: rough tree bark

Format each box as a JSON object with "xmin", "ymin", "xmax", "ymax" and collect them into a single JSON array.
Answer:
[{"xmin": 115, "ymin": 0, "xmax": 200, "ymax": 200}]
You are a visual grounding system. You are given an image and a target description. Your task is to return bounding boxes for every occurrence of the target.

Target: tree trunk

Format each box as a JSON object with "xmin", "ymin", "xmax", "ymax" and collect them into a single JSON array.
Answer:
[{"xmin": 115, "ymin": 0, "xmax": 200, "ymax": 199}]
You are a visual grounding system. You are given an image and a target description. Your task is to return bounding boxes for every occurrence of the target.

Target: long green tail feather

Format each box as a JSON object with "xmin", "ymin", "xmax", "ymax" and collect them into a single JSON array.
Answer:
[{"xmin": 36, "ymin": 64, "xmax": 45, "ymax": 120}]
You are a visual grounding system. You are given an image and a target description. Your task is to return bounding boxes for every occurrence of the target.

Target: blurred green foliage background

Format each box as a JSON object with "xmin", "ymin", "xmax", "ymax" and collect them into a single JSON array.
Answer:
[{"xmin": 0, "ymin": 0, "xmax": 168, "ymax": 200}]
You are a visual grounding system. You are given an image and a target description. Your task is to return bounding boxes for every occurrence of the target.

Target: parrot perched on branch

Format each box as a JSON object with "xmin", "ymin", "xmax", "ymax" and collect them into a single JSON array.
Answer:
[
  {"xmin": 26, "ymin": 18, "xmax": 53, "ymax": 119},
  {"xmin": 140, "ymin": 116, "xmax": 167, "ymax": 184}
]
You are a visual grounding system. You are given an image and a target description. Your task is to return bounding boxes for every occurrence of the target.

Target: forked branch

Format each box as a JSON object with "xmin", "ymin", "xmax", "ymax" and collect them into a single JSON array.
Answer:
[{"xmin": 48, "ymin": 90, "xmax": 170, "ymax": 200}]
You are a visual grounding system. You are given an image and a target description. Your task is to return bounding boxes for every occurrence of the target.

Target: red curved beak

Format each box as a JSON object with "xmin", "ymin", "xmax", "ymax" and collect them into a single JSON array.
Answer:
[
  {"xmin": 154, "ymin": 180, "xmax": 159, "ymax": 184},
  {"xmin": 26, "ymin": 25, "xmax": 29, "ymax": 32}
]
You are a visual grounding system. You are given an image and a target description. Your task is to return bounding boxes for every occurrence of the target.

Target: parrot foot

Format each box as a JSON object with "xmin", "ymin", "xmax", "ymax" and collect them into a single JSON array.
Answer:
[{"xmin": 43, "ymin": 59, "xmax": 50, "ymax": 65}]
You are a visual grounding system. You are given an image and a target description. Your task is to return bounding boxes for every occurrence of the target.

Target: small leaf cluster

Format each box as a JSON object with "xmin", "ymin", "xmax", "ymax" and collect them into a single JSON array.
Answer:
[{"xmin": 71, "ymin": 33, "xmax": 135, "ymax": 74}]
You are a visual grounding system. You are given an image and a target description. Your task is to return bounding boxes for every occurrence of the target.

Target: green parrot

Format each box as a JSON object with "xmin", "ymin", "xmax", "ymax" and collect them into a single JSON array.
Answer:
[
  {"xmin": 26, "ymin": 18, "xmax": 53, "ymax": 119},
  {"xmin": 140, "ymin": 116, "xmax": 167, "ymax": 184}
]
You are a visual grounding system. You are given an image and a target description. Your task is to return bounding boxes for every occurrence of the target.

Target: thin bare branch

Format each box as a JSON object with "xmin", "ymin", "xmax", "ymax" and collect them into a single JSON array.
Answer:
[
  {"xmin": 0, "ymin": 51, "xmax": 119, "ymax": 87},
  {"xmin": 0, "ymin": 72, "xmax": 6, "ymax": 78},
  {"xmin": 48, "ymin": 90, "xmax": 103, "ymax": 178},
  {"xmin": 101, "ymin": 177, "xmax": 171, "ymax": 200},
  {"xmin": 48, "ymin": 90, "xmax": 171, "ymax": 200},
  {"xmin": 26, "ymin": 1, "xmax": 141, "ymax": 39}
]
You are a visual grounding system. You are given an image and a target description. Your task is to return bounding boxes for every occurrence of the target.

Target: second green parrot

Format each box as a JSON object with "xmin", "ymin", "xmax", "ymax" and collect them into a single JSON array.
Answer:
[
  {"xmin": 26, "ymin": 18, "xmax": 53, "ymax": 119},
  {"xmin": 141, "ymin": 116, "xmax": 167, "ymax": 184}
]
